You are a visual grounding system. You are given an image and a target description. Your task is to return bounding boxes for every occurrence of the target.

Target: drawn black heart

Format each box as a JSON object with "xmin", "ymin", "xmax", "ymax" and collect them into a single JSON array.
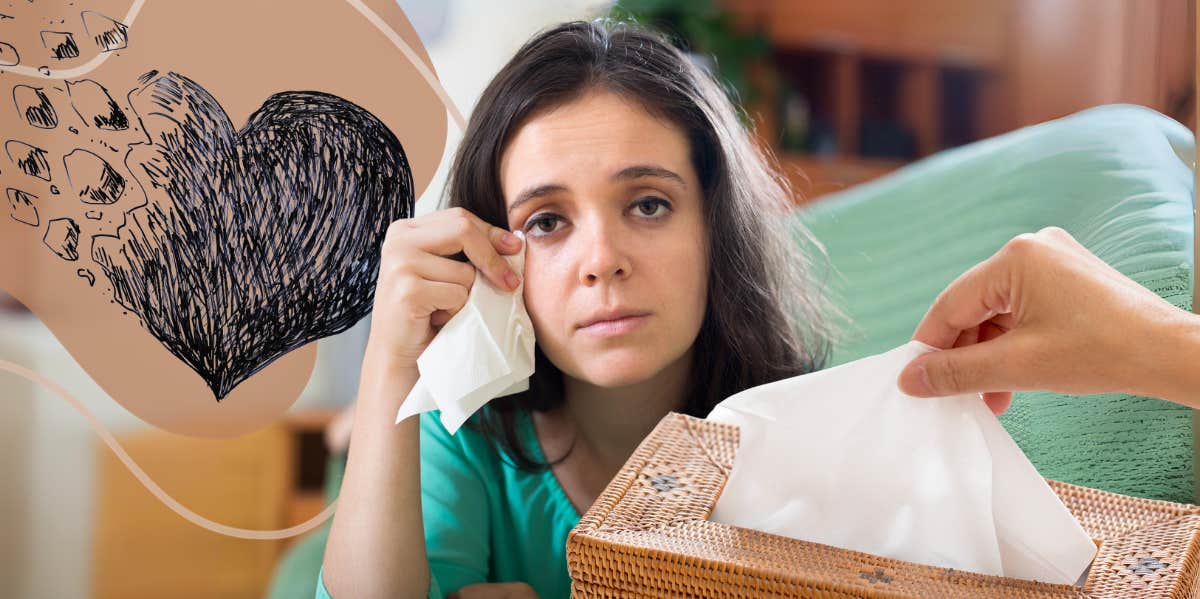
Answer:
[{"xmin": 92, "ymin": 71, "xmax": 413, "ymax": 400}]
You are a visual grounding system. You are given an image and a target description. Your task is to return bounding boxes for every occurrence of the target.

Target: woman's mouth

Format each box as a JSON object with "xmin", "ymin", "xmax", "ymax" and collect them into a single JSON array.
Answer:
[{"xmin": 578, "ymin": 314, "xmax": 650, "ymax": 337}]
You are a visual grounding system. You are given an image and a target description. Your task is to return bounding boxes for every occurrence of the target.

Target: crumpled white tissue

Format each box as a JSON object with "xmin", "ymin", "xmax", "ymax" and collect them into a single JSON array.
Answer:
[
  {"xmin": 395, "ymin": 231, "xmax": 535, "ymax": 434},
  {"xmin": 707, "ymin": 340, "xmax": 1097, "ymax": 585}
]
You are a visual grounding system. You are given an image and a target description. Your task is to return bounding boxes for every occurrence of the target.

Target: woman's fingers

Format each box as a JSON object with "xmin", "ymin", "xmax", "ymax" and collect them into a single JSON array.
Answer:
[
  {"xmin": 404, "ymin": 207, "xmax": 522, "ymax": 292},
  {"xmin": 413, "ymin": 279, "xmax": 471, "ymax": 318},
  {"xmin": 420, "ymin": 257, "xmax": 471, "ymax": 327},
  {"xmin": 457, "ymin": 221, "xmax": 522, "ymax": 292},
  {"xmin": 367, "ymin": 207, "xmax": 526, "ymax": 367},
  {"xmin": 407, "ymin": 251, "xmax": 477, "ymax": 294}
]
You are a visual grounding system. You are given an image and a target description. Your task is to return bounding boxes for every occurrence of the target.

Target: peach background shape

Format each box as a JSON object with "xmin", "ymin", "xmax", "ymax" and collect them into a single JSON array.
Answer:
[{"xmin": 0, "ymin": 0, "xmax": 449, "ymax": 438}]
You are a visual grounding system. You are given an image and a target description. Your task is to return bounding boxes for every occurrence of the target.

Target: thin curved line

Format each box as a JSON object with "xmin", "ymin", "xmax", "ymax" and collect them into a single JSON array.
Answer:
[
  {"xmin": 342, "ymin": 0, "xmax": 466, "ymax": 131},
  {"xmin": 0, "ymin": 358, "xmax": 337, "ymax": 540},
  {"xmin": 10, "ymin": 0, "xmax": 467, "ymax": 132},
  {"xmin": 4, "ymin": 0, "xmax": 147, "ymax": 79}
]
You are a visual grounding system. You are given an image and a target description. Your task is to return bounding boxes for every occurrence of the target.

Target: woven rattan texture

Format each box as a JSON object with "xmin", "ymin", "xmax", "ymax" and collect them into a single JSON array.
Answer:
[{"xmin": 566, "ymin": 413, "xmax": 1200, "ymax": 598}]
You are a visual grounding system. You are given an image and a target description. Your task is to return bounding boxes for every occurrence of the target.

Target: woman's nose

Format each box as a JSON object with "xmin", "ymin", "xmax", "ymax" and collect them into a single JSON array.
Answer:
[{"xmin": 577, "ymin": 218, "xmax": 632, "ymax": 286}]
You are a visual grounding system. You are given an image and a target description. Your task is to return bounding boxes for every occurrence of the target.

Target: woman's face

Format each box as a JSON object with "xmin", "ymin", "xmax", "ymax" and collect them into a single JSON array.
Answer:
[{"xmin": 500, "ymin": 89, "xmax": 709, "ymax": 388}]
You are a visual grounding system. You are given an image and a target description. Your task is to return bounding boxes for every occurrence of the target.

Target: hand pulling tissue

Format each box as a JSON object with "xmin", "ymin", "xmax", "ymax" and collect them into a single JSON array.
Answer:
[
  {"xmin": 707, "ymin": 340, "xmax": 1097, "ymax": 585},
  {"xmin": 395, "ymin": 230, "xmax": 535, "ymax": 434}
]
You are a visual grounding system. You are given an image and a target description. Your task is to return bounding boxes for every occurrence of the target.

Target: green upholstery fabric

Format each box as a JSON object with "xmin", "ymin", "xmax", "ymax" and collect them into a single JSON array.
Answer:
[{"xmin": 798, "ymin": 104, "xmax": 1196, "ymax": 503}]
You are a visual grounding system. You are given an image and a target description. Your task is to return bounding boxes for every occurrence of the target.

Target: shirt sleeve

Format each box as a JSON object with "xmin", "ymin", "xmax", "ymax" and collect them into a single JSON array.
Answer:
[{"xmin": 313, "ymin": 411, "xmax": 489, "ymax": 599}]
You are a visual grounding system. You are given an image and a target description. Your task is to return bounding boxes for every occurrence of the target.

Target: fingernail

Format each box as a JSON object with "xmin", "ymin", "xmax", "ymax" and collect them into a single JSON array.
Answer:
[
  {"xmin": 502, "ymin": 231, "xmax": 520, "ymax": 247},
  {"xmin": 504, "ymin": 270, "xmax": 520, "ymax": 290},
  {"xmin": 913, "ymin": 364, "xmax": 933, "ymax": 396}
]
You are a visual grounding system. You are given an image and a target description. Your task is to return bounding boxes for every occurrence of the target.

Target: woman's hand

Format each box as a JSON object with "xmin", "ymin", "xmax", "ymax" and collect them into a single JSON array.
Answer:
[
  {"xmin": 449, "ymin": 582, "xmax": 541, "ymax": 599},
  {"xmin": 896, "ymin": 226, "xmax": 1191, "ymax": 414},
  {"xmin": 323, "ymin": 208, "xmax": 525, "ymax": 599},
  {"xmin": 368, "ymin": 206, "xmax": 524, "ymax": 371}
]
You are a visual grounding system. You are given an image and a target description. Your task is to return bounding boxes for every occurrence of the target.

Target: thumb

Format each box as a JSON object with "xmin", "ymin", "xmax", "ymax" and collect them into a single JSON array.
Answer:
[{"xmin": 897, "ymin": 335, "xmax": 1023, "ymax": 397}]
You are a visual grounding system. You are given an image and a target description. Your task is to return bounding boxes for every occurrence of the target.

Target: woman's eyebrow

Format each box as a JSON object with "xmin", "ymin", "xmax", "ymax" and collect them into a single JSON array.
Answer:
[
  {"xmin": 508, "ymin": 164, "xmax": 686, "ymax": 215},
  {"xmin": 509, "ymin": 183, "xmax": 568, "ymax": 215},
  {"xmin": 612, "ymin": 164, "xmax": 686, "ymax": 187}
]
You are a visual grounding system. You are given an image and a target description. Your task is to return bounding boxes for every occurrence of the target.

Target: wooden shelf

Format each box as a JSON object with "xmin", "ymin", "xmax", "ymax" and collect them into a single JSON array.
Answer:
[
  {"xmin": 730, "ymin": 0, "xmax": 1012, "ymax": 68},
  {"xmin": 730, "ymin": 0, "xmax": 1007, "ymax": 206},
  {"xmin": 730, "ymin": 0, "xmax": 1195, "ymax": 163}
]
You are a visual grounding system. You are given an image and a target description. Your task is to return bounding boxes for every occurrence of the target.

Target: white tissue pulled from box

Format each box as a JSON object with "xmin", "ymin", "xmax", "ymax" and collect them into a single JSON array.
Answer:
[
  {"xmin": 707, "ymin": 340, "xmax": 1096, "ymax": 585},
  {"xmin": 395, "ymin": 231, "xmax": 535, "ymax": 435}
]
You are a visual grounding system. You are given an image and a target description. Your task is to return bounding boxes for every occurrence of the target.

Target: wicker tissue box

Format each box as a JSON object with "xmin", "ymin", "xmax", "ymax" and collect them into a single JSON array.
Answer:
[{"xmin": 566, "ymin": 413, "xmax": 1200, "ymax": 598}]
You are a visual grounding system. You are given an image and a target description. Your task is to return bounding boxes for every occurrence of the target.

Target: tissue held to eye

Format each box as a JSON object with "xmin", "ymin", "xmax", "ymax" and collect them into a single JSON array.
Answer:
[
  {"xmin": 391, "ymin": 90, "xmax": 710, "ymax": 433},
  {"xmin": 395, "ymin": 230, "xmax": 535, "ymax": 434},
  {"xmin": 707, "ymin": 340, "xmax": 1098, "ymax": 586}
]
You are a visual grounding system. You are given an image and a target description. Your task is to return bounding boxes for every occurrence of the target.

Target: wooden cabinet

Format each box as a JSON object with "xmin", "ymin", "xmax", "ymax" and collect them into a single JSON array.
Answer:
[
  {"xmin": 760, "ymin": 0, "xmax": 1012, "ymax": 68},
  {"xmin": 89, "ymin": 409, "xmax": 337, "ymax": 599},
  {"xmin": 725, "ymin": 0, "xmax": 1195, "ymax": 202},
  {"xmin": 1008, "ymin": 0, "xmax": 1195, "ymax": 129},
  {"xmin": 90, "ymin": 425, "xmax": 292, "ymax": 599}
]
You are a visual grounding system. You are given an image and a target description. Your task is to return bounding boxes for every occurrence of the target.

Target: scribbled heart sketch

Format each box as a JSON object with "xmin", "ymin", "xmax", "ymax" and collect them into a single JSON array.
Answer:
[
  {"xmin": 89, "ymin": 70, "xmax": 414, "ymax": 399},
  {"xmin": 0, "ymin": 0, "xmax": 456, "ymax": 539},
  {"xmin": 4, "ymin": 10, "xmax": 416, "ymax": 401},
  {"xmin": 1, "ymin": 0, "xmax": 448, "ymax": 438}
]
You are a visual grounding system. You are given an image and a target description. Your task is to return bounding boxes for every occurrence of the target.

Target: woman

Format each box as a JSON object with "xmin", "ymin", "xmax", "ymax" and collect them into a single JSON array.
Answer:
[
  {"xmin": 320, "ymin": 16, "xmax": 1200, "ymax": 599},
  {"xmin": 320, "ymin": 19, "xmax": 835, "ymax": 599}
]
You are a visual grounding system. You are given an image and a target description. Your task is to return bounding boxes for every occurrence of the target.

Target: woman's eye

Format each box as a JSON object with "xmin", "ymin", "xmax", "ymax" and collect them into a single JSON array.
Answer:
[
  {"xmin": 633, "ymin": 196, "xmax": 671, "ymax": 218},
  {"xmin": 525, "ymin": 213, "xmax": 563, "ymax": 235}
]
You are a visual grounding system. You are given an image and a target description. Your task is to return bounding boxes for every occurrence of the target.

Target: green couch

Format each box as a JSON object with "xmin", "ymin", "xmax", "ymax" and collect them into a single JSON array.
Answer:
[{"xmin": 264, "ymin": 104, "xmax": 1196, "ymax": 598}]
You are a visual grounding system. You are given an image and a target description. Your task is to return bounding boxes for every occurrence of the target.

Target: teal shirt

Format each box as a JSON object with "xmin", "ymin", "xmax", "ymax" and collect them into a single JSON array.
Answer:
[{"xmin": 316, "ymin": 409, "xmax": 581, "ymax": 598}]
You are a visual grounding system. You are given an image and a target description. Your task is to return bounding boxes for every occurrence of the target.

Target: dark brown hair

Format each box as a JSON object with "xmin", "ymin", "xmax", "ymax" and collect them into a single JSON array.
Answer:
[{"xmin": 444, "ymin": 19, "xmax": 837, "ymax": 471}]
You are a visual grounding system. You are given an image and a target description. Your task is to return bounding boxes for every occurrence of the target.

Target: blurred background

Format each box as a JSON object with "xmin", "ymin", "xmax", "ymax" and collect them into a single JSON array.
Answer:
[
  {"xmin": 0, "ymin": 1, "xmax": 1193, "ymax": 598},
  {"xmin": 623, "ymin": 0, "xmax": 1196, "ymax": 200}
]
